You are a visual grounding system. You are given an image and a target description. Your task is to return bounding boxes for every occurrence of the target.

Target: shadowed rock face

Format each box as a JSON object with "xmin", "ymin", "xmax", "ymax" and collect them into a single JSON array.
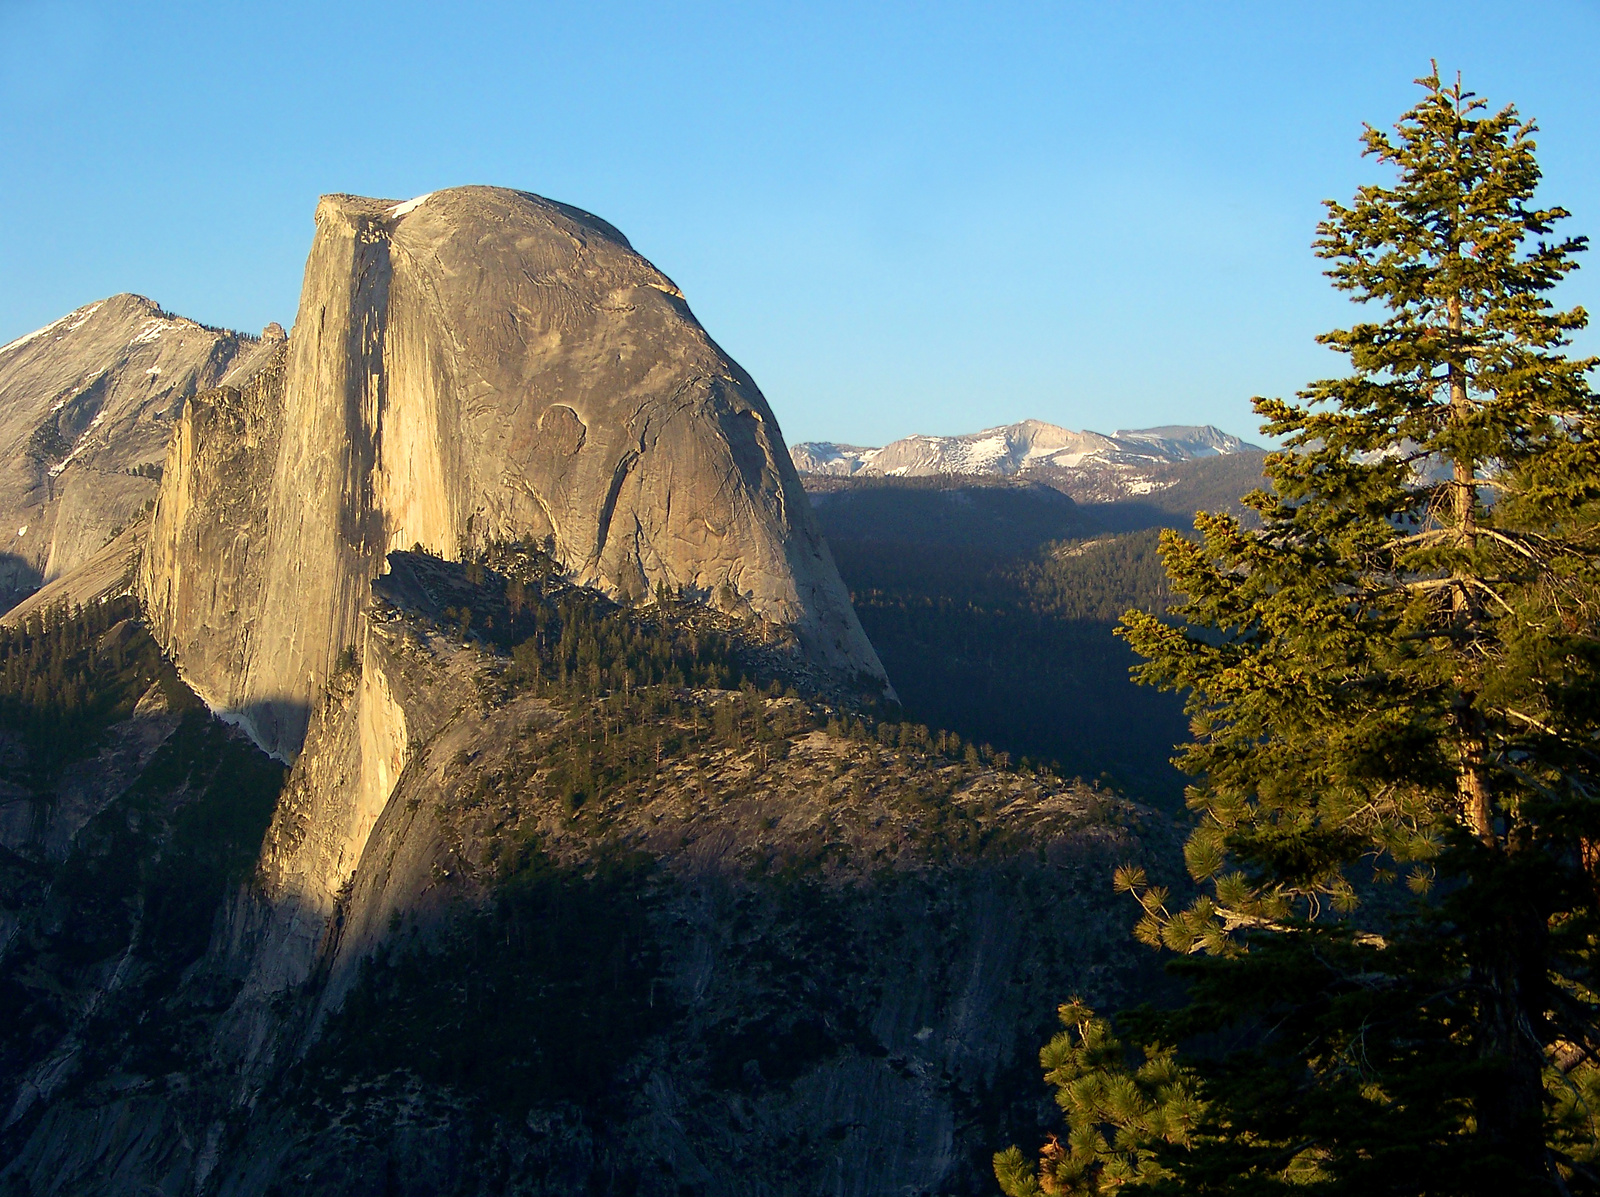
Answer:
[
  {"xmin": 0, "ymin": 295, "xmax": 282, "ymax": 610},
  {"xmin": 140, "ymin": 187, "xmax": 884, "ymax": 760}
]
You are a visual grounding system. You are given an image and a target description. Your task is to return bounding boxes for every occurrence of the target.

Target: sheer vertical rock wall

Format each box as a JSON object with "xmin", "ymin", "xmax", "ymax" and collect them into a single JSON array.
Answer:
[{"xmin": 140, "ymin": 187, "xmax": 885, "ymax": 762}]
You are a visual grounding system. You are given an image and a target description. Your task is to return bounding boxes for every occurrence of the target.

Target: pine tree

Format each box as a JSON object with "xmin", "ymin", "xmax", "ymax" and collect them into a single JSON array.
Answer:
[{"xmin": 998, "ymin": 66, "xmax": 1600, "ymax": 1195}]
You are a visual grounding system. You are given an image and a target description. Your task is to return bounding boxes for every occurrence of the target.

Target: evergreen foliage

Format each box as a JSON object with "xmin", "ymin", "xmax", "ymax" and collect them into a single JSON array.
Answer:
[
  {"xmin": 402, "ymin": 542, "xmax": 749, "ymax": 699},
  {"xmin": 423, "ymin": 544, "xmax": 1033, "ymax": 842},
  {"xmin": 0, "ymin": 596, "xmax": 191, "ymax": 781},
  {"xmin": 1000, "ymin": 68, "xmax": 1600, "ymax": 1194},
  {"xmin": 502, "ymin": 683, "xmax": 811, "ymax": 817},
  {"xmin": 304, "ymin": 843, "xmax": 665, "ymax": 1118}
]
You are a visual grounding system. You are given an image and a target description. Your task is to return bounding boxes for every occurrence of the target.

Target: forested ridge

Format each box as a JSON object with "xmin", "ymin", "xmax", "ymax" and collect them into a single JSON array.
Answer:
[
  {"xmin": 381, "ymin": 542, "xmax": 1052, "ymax": 815},
  {"xmin": 0, "ymin": 595, "xmax": 188, "ymax": 780},
  {"xmin": 0, "ymin": 544, "xmax": 1181, "ymax": 1194},
  {"xmin": 0, "ymin": 599, "xmax": 285, "ymax": 1144}
]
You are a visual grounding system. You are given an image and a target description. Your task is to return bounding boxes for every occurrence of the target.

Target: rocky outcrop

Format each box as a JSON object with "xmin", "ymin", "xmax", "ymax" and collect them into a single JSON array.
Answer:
[
  {"xmin": 138, "ymin": 349, "xmax": 288, "ymax": 746},
  {"xmin": 0, "ymin": 294, "xmax": 282, "ymax": 610},
  {"xmin": 140, "ymin": 187, "xmax": 885, "ymax": 762},
  {"xmin": 0, "ymin": 525, "xmax": 142, "ymax": 628}
]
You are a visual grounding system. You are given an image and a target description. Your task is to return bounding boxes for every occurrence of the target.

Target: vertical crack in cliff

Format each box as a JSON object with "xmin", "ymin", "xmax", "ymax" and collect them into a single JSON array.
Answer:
[
  {"xmin": 590, "ymin": 447, "xmax": 640, "ymax": 581},
  {"xmin": 342, "ymin": 217, "xmax": 392, "ymax": 561}
]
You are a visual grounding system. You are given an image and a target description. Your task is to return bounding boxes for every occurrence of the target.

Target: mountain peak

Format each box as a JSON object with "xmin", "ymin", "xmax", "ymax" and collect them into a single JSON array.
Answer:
[
  {"xmin": 0, "ymin": 293, "xmax": 282, "ymax": 611},
  {"xmin": 138, "ymin": 185, "xmax": 886, "ymax": 759}
]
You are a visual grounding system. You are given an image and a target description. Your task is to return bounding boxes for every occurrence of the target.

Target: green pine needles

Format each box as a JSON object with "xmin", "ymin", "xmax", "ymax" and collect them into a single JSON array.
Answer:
[{"xmin": 998, "ymin": 66, "xmax": 1600, "ymax": 1195}]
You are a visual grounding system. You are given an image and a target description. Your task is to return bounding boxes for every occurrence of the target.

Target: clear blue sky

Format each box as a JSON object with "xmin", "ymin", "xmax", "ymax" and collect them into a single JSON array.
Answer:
[{"xmin": 2, "ymin": 1, "xmax": 1595, "ymax": 447}]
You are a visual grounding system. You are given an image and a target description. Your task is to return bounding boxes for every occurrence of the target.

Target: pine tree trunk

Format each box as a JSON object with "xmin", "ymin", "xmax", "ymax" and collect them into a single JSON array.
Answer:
[
  {"xmin": 1446, "ymin": 268, "xmax": 1546, "ymax": 1183},
  {"xmin": 1452, "ymin": 268, "xmax": 1548, "ymax": 1190},
  {"xmin": 1447, "ymin": 292, "xmax": 1494, "ymax": 845}
]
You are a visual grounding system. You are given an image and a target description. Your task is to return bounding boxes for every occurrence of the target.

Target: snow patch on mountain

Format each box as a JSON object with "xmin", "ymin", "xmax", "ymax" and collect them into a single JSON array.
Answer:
[{"xmin": 389, "ymin": 192, "xmax": 434, "ymax": 218}]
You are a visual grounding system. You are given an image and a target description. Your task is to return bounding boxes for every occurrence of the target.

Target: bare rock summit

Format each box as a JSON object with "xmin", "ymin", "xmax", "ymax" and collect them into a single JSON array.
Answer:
[{"xmin": 139, "ymin": 186, "xmax": 886, "ymax": 758}]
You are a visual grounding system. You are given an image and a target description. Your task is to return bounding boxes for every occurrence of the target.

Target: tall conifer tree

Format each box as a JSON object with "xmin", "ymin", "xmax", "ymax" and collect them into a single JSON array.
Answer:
[{"xmin": 997, "ymin": 67, "xmax": 1600, "ymax": 1195}]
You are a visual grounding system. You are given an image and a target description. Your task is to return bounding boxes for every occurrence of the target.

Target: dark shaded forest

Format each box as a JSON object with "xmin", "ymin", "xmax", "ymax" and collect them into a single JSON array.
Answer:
[
  {"xmin": 805, "ymin": 454, "xmax": 1267, "ymax": 808},
  {"xmin": 0, "ymin": 596, "xmax": 193, "ymax": 781},
  {"xmin": 831, "ymin": 531, "xmax": 1188, "ymax": 805},
  {"xmin": 0, "ymin": 601, "xmax": 286, "ymax": 1115}
]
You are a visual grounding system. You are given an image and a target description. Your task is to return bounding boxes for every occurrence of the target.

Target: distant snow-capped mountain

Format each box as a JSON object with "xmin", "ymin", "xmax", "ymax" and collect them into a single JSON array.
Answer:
[{"xmin": 790, "ymin": 419, "xmax": 1259, "ymax": 478}]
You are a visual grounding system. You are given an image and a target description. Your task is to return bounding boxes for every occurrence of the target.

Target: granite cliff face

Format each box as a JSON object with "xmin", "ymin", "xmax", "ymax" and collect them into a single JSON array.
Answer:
[
  {"xmin": 0, "ymin": 295, "xmax": 282, "ymax": 610},
  {"xmin": 140, "ymin": 187, "xmax": 883, "ymax": 762}
]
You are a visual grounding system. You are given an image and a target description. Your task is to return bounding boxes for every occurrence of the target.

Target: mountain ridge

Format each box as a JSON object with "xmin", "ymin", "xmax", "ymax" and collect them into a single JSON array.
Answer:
[
  {"xmin": 792, "ymin": 419, "xmax": 1260, "ymax": 478},
  {"xmin": 0, "ymin": 293, "xmax": 282, "ymax": 611}
]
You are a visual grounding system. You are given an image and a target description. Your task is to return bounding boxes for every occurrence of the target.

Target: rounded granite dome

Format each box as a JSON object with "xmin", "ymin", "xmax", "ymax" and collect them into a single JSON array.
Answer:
[{"xmin": 141, "ymin": 186, "xmax": 887, "ymax": 759}]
